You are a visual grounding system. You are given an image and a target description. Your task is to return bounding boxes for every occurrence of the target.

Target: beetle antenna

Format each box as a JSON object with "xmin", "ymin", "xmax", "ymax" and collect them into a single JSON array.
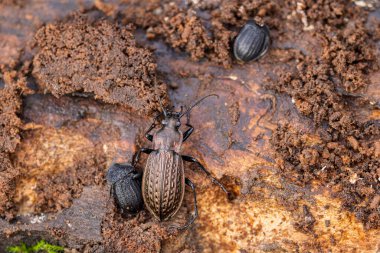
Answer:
[
  {"xmin": 180, "ymin": 94, "xmax": 219, "ymax": 118},
  {"xmin": 159, "ymin": 97, "xmax": 167, "ymax": 117}
]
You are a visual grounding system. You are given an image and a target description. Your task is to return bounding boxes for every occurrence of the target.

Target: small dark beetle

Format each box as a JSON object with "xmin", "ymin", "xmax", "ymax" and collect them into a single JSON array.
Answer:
[
  {"xmin": 233, "ymin": 20, "xmax": 270, "ymax": 62},
  {"xmin": 106, "ymin": 163, "xmax": 143, "ymax": 215},
  {"xmin": 133, "ymin": 95, "xmax": 229, "ymax": 229}
]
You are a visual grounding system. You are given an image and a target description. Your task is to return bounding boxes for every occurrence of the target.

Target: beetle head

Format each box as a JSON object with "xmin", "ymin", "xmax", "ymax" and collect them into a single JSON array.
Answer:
[
  {"xmin": 158, "ymin": 94, "xmax": 219, "ymax": 129},
  {"xmin": 161, "ymin": 111, "xmax": 181, "ymax": 129}
]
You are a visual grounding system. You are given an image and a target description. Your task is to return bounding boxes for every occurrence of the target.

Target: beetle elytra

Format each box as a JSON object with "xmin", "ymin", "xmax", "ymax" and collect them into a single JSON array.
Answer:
[
  {"xmin": 133, "ymin": 94, "xmax": 229, "ymax": 229},
  {"xmin": 106, "ymin": 163, "xmax": 143, "ymax": 215}
]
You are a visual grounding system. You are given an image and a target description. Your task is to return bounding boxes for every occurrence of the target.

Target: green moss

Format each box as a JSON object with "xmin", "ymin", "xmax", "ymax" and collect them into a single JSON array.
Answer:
[{"xmin": 7, "ymin": 240, "xmax": 64, "ymax": 253}]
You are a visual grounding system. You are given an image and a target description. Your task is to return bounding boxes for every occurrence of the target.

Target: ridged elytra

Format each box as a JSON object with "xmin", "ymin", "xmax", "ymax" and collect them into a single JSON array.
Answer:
[
  {"xmin": 233, "ymin": 20, "xmax": 270, "ymax": 62},
  {"xmin": 132, "ymin": 94, "xmax": 230, "ymax": 230}
]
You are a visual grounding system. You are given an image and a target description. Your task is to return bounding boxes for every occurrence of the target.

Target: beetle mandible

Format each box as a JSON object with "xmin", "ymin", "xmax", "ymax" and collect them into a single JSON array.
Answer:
[{"xmin": 132, "ymin": 94, "xmax": 229, "ymax": 229}]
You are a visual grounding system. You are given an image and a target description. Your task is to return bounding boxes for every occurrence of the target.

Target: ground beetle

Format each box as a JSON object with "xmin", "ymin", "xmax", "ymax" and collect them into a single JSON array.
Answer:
[
  {"xmin": 106, "ymin": 163, "xmax": 143, "ymax": 215},
  {"xmin": 133, "ymin": 94, "xmax": 229, "ymax": 229},
  {"xmin": 233, "ymin": 20, "xmax": 270, "ymax": 62}
]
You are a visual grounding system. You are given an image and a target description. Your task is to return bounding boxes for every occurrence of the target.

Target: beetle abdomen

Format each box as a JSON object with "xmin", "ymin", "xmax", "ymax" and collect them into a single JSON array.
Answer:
[
  {"xmin": 143, "ymin": 150, "xmax": 185, "ymax": 221},
  {"xmin": 107, "ymin": 163, "xmax": 143, "ymax": 214},
  {"xmin": 113, "ymin": 175, "xmax": 143, "ymax": 213}
]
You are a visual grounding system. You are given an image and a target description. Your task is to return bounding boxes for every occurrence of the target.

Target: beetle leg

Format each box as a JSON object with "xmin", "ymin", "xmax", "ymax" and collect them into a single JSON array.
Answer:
[
  {"xmin": 183, "ymin": 110, "xmax": 193, "ymax": 142},
  {"xmin": 108, "ymin": 184, "xmax": 120, "ymax": 212},
  {"xmin": 132, "ymin": 170, "xmax": 142, "ymax": 179},
  {"xmin": 182, "ymin": 124, "xmax": 194, "ymax": 142},
  {"xmin": 145, "ymin": 124, "xmax": 156, "ymax": 142},
  {"xmin": 175, "ymin": 178, "xmax": 198, "ymax": 230},
  {"xmin": 182, "ymin": 155, "xmax": 229, "ymax": 194},
  {"xmin": 133, "ymin": 148, "xmax": 155, "ymax": 166},
  {"xmin": 145, "ymin": 114, "xmax": 161, "ymax": 141},
  {"xmin": 108, "ymin": 184, "xmax": 115, "ymax": 204},
  {"xmin": 182, "ymin": 108, "xmax": 194, "ymax": 142}
]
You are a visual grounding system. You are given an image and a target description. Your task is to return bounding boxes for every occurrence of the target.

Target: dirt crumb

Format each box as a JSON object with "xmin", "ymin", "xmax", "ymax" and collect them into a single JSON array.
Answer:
[
  {"xmin": 102, "ymin": 208, "xmax": 170, "ymax": 253},
  {"xmin": 0, "ymin": 70, "xmax": 25, "ymax": 219},
  {"xmin": 0, "ymin": 153, "xmax": 19, "ymax": 220},
  {"xmin": 0, "ymin": 73, "xmax": 23, "ymax": 153},
  {"xmin": 105, "ymin": 0, "xmax": 283, "ymax": 67},
  {"xmin": 271, "ymin": 124, "xmax": 380, "ymax": 229},
  {"xmin": 13, "ymin": 126, "xmax": 107, "ymax": 215},
  {"xmin": 294, "ymin": 205, "xmax": 316, "ymax": 234},
  {"xmin": 321, "ymin": 22, "xmax": 378, "ymax": 92},
  {"xmin": 228, "ymin": 101, "xmax": 240, "ymax": 126},
  {"xmin": 268, "ymin": 0, "xmax": 380, "ymax": 230},
  {"xmin": 32, "ymin": 13, "xmax": 167, "ymax": 114}
]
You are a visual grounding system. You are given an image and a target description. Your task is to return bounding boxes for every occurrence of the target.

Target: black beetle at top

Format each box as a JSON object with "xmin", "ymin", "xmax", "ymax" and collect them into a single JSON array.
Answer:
[{"xmin": 233, "ymin": 20, "xmax": 270, "ymax": 62}]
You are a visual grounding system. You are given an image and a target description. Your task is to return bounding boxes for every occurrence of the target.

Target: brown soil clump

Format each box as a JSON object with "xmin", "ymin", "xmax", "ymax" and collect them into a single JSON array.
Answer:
[
  {"xmin": 0, "ymin": 71, "xmax": 25, "ymax": 219},
  {"xmin": 98, "ymin": 0, "xmax": 283, "ymax": 67},
  {"xmin": 102, "ymin": 193, "xmax": 194, "ymax": 253},
  {"xmin": 272, "ymin": 122, "xmax": 380, "ymax": 229},
  {"xmin": 13, "ymin": 127, "xmax": 107, "ymax": 214},
  {"xmin": 0, "ymin": 81, "xmax": 22, "ymax": 153},
  {"xmin": 268, "ymin": 1, "xmax": 380, "ymax": 229},
  {"xmin": 293, "ymin": 205, "xmax": 316, "ymax": 234},
  {"xmin": 102, "ymin": 209, "xmax": 168, "ymax": 253},
  {"xmin": 0, "ymin": 152, "xmax": 18, "ymax": 220},
  {"xmin": 32, "ymin": 14, "xmax": 167, "ymax": 114},
  {"xmin": 322, "ymin": 23, "xmax": 377, "ymax": 92},
  {"xmin": 306, "ymin": 0, "xmax": 378, "ymax": 92},
  {"xmin": 0, "ymin": 0, "xmax": 380, "ymax": 251}
]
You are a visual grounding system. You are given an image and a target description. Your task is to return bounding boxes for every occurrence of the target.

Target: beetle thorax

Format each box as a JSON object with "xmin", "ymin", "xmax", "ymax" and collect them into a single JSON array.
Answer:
[{"xmin": 153, "ymin": 124, "xmax": 183, "ymax": 153}]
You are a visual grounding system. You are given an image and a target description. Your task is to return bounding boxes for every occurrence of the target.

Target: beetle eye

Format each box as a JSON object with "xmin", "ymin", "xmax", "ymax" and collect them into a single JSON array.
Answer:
[{"xmin": 162, "ymin": 120, "xmax": 168, "ymax": 125}]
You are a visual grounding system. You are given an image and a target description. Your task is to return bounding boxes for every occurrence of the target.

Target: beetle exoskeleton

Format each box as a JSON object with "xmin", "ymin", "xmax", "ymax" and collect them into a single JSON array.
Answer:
[
  {"xmin": 143, "ymin": 149, "xmax": 185, "ymax": 221},
  {"xmin": 233, "ymin": 20, "xmax": 270, "ymax": 62},
  {"xmin": 133, "ymin": 95, "xmax": 229, "ymax": 230},
  {"xmin": 106, "ymin": 163, "xmax": 143, "ymax": 214}
]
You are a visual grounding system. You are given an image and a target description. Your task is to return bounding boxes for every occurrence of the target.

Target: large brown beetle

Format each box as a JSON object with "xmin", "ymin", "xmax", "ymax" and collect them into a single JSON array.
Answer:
[{"xmin": 133, "ymin": 94, "xmax": 229, "ymax": 229}]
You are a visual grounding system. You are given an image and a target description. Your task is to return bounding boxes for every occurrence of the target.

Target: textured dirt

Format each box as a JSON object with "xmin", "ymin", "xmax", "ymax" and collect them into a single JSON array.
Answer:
[
  {"xmin": 97, "ymin": 0, "xmax": 283, "ymax": 68},
  {"xmin": 32, "ymin": 13, "xmax": 167, "ymax": 114},
  {"xmin": 268, "ymin": 1, "xmax": 380, "ymax": 230},
  {"xmin": 0, "ymin": 186, "xmax": 108, "ymax": 251},
  {"xmin": 2, "ymin": 93, "xmax": 196, "ymax": 252},
  {"xmin": 0, "ymin": 0, "xmax": 380, "ymax": 252},
  {"xmin": 0, "ymin": 0, "xmax": 93, "ymax": 68},
  {"xmin": 0, "ymin": 70, "xmax": 25, "ymax": 220}
]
